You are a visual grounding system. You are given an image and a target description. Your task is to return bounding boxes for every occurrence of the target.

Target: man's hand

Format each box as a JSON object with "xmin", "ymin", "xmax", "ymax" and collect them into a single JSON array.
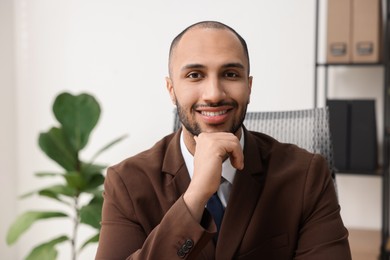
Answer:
[{"xmin": 183, "ymin": 132, "xmax": 244, "ymax": 222}]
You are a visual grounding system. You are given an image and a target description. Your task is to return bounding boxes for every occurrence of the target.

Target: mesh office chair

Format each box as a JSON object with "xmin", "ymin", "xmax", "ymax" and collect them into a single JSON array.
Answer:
[{"xmin": 173, "ymin": 107, "xmax": 336, "ymax": 183}]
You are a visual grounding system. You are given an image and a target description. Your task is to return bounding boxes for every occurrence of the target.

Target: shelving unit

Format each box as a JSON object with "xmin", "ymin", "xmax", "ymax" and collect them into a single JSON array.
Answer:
[{"xmin": 313, "ymin": 0, "xmax": 390, "ymax": 259}]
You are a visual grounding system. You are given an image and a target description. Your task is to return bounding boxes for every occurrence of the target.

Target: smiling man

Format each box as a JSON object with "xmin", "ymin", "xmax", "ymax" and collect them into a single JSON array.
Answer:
[{"xmin": 96, "ymin": 21, "xmax": 351, "ymax": 260}]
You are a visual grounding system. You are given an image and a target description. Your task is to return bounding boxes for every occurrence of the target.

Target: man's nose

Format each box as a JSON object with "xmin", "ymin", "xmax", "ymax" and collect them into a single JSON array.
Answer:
[{"xmin": 202, "ymin": 76, "xmax": 225, "ymax": 103}]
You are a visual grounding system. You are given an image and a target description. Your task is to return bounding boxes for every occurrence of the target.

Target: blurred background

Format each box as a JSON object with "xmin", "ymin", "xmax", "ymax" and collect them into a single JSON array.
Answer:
[{"xmin": 0, "ymin": 0, "xmax": 385, "ymax": 259}]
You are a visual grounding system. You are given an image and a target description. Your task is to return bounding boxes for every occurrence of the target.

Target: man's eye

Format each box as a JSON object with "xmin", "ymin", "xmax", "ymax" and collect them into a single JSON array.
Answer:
[
  {"xmin": 187, "ymin": 72, "xmax": 202, "ymax": 79},
  {"xmin": 224, "ymin": 72, "xmax": 238, "ymax": 78}
]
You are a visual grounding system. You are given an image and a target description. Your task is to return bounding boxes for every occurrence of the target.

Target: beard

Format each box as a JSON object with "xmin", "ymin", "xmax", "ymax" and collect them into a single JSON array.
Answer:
[{"xmin": 176, "ymin": 100, "xmax": 248, "ymax": 136}]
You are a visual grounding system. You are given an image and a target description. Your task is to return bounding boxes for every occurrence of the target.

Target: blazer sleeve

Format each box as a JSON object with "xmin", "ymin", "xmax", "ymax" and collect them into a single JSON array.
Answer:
[
  {"xmin": 294, "ymin": 154, "xmax": 352, "ymax": 260},
  {"xmin": 95, "ymin": 167, "xmax": 216, "ymax": 260}
]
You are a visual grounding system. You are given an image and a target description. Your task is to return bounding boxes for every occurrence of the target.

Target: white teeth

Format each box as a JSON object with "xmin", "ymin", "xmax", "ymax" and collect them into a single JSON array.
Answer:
[{"xmin": 201, "ymin": 110, "xmax": 227, "ymax": 116}]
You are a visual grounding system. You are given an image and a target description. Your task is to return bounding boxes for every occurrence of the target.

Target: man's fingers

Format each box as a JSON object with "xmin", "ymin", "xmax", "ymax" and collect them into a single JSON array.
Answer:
[
  {"xmin": 196, "ymin": 132, "xmax": 244, "ymax": 170},
  {"xmin": 226, "ymin": 143, "xmax": 244, "ymax": 170},
  {"xmin": 230, "ymin": 155, "xmax": 244, "ymax": 170}
]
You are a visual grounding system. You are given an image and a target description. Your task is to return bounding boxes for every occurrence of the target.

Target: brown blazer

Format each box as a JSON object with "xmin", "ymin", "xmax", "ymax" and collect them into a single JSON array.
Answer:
[{"xmin": 96, "ymin": 128, "xmax": 351, "ymax": 260}]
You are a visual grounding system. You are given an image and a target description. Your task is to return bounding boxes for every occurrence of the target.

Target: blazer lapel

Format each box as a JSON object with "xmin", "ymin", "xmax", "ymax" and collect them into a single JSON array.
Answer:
[
  {"xmin": 216, "ymin": 129, "xmax": 266, "ymax": 259},
  {"xmin": 161, "ymin": 130, "xmax": 191, "ymax": 207}
]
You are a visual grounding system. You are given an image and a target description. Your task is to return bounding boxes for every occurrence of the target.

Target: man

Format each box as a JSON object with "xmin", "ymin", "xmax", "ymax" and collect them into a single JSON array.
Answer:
[{"xmin": 96, "ymin": 21, "xmax": 351, "ymax": 259}]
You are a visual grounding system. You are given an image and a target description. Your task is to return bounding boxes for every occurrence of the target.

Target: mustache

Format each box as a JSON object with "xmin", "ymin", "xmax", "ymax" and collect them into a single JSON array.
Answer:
[{"xmin": 193, "ymin": 101, "xmax": 238, "ymax": 109}]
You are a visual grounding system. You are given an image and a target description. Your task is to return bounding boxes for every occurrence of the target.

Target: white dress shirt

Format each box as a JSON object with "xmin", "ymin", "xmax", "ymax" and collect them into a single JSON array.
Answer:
[{"xmin": 180, "ymin": 130, "xmax": 245, "ymax": 208}]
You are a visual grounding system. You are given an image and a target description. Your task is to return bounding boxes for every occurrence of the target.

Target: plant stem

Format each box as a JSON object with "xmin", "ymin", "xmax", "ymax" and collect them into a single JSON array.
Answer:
[{"xmin": 71, "ymin": 196, "xmax": 80, "ymax": 260}]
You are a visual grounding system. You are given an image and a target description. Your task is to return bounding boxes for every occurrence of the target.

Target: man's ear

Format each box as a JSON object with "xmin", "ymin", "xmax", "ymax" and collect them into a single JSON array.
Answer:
[
  {"xmin": 248, "ymin": 76, "xmax": 253, "ymax": 104},
  {"xmin": 165, "ymin": 77, "xmax": 176, "ymax": 105},
  {"xmin": 248, "ymin": 76, "xmax": 253, "ymax": 92}
]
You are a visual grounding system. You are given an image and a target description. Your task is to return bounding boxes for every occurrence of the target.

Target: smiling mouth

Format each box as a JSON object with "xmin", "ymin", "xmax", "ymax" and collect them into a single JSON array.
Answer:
[{"xmin": 200, "ymin": 110, "xmax": 228, "ymax": 117}]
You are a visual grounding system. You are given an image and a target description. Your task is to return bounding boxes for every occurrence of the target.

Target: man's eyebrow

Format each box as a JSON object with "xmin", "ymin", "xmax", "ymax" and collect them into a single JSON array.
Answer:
[
  {"xmin": 181, "ymin": 64, "xmax": 205, "ymax": 71},
  {"xmin": 222, "ymin": 63, "xmax": 245, "ymax": 70},
  {"xmin": 181, "ymin": 62, "xmax": 245, "ymax": 71}
]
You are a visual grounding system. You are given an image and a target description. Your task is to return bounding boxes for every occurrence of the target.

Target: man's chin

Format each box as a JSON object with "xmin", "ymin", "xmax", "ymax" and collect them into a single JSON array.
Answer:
[
  {"xmin": 182, "ymin": 121, "xmax": 241, "ymax": 136},
  {"xmin": 199, "ymin": 124, "xmax": 240, "ymax": 135}
]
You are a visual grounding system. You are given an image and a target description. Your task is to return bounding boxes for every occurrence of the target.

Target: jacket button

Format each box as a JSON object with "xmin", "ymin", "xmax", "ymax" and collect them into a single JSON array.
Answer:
[
  {"xmin": 177, "ymin": 248, "xmax": 185, "ymax": 258},
  {"xmin": 185, "ymin": 239, "xmax": 194, "ymax": 248},
  {"xmin": 182, "ymin": 244, "xmax": 190, "ymax": 254},
  {"xmin": 177, "ymin": 239, "xmax": 194, "ymax": 258}
]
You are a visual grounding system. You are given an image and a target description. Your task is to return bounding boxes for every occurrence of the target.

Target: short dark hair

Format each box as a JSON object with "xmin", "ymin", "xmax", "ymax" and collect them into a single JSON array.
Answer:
[{"xmin": 168, "ymin": 21, "xmax": 250, "ymax": 75}]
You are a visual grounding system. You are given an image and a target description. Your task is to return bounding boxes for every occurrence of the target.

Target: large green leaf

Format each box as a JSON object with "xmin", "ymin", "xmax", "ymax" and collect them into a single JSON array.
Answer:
[
  {"xmin": 53, "ymin": 92, "xmax": 100, "ymax": 152},
  {"xmin": 37, "ymin": 184, "xmax": 78, "ymax": 205},
  {"xmin": 6, "ymin": 211, "xmax": 68, "ymax": 245},
  {"xmin": 79, "ymin": 233, "xmax": 99, "ymax": 251},
  {"xmin": 38, "ymin": 184, "xmax": 77, "ymax": 197},
  {"xmin": 25, "ymin": 235, "xmax": 69, "ymax": 260},
  {"xmin": 81, "ymin": 162, "xmax": 107, "ymax": 174},
  {"xmin": 78, "ymin": 162, "xmax": 105, "ymax": 192},
  {"xmin": 63, "ymin": 168, "xmax": 104, "ymax": 193},
  {"xmin": 64, "ymin": 171, "xmax": 87, "ymax": 191},
  {"xmin": 38, "ymin": 127, "xmax": 78, "ymax": 171},
  {"xmin": 89, "ymin": 134, "xmax": 128, "ymax": 163},
  {"xmin": 80, "ymin": 196, "xmax": 103, "ymax": 229},
  {"xmin": 84, "ymin": 174, "xmax": 105, "ymax": 191},
  {"xmin": 35, "ymin": 171, "xmax": 63, "ymax": 177},
  {"xmin": 20, "ymin": 184, "xmax": 76, "ymax": 200},
  {"xmin": 38, "ymin": 190, "xmax": 71, "ymax": 205},
  {"xmin": 85, "ymin": 187, "xmax": 104, "ymax": 199}
]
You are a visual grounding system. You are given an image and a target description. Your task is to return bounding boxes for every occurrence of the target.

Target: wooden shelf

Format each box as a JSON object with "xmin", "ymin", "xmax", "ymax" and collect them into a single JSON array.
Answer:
[{"xmin": 314, "ymin": 0, "xmax": 390, "ymax": 259}]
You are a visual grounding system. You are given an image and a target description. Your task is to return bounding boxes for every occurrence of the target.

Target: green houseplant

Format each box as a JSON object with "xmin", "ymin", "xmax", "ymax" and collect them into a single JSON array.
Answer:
[{"xmin": 6, "ymin": 92, "xmax": 126, "ymax": 260}]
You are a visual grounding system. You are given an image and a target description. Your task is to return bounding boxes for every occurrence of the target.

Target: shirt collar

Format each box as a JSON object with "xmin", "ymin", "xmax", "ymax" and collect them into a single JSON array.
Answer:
[{"xmin": 180, "ymin": 129, "xmax": 245, "ymax": 185}]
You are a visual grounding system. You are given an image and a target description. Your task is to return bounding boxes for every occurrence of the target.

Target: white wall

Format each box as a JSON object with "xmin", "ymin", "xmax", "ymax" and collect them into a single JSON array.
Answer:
[
  {"xmin": 1, "ymin": 0, "xmax": 383, "ymax": 259},
  {"xmin": 0, "ymin": 0, "xmax": 17, "ymax": 259}
]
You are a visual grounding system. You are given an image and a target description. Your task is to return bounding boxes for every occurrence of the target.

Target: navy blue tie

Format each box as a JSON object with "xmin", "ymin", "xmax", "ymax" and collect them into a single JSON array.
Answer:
[{"xmin": 207, "ymin": 193, "xmax": 225, "ymax": 243}]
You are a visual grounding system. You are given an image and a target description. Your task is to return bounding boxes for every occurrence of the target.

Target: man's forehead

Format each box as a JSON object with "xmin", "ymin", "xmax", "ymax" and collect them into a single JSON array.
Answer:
[
  {"xmin": 177, "ymin": 27, "xmax": 239, "ymax": 48},
  {"xmin": 168, "ymin": 26, "xmax": 249, "ymax": 76},
  {"xmin": 172, "ymin": 28, "xmax": 245, "ymax": 61}
]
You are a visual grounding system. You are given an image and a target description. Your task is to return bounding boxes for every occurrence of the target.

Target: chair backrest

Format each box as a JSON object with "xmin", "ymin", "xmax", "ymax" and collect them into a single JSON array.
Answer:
[{"xmin": 173, "ymin": 107, "xmax": 336, "ymax": 180}]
